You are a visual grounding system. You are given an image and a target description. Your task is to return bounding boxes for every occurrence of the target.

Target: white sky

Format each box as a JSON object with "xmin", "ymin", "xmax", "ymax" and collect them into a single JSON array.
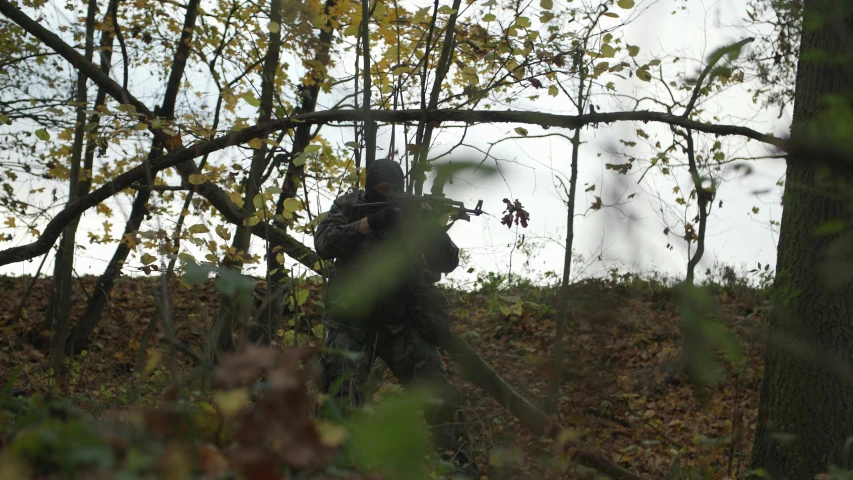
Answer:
[{"xmin": 0, "ymin": 0, "xmax": 789, "ymax": 288}]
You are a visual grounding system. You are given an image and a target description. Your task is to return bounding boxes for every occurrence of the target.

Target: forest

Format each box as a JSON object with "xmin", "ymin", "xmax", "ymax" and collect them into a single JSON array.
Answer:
[{"xmin": 0, "ymin": 0, "xmax": 851, "ymax": 478}]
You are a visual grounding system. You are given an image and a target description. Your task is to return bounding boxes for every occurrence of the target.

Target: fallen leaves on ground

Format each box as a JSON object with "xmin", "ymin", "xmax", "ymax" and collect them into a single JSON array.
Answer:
[{"xmin": 0, "ymin": 274, "xmax": 769, "ymax": 479}]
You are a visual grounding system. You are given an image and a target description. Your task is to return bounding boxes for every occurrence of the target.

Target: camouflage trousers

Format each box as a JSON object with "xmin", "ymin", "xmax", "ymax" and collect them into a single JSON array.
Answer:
[{"xmin": 320, "ymin": 324, "xmax": 474, "ymax": 464}]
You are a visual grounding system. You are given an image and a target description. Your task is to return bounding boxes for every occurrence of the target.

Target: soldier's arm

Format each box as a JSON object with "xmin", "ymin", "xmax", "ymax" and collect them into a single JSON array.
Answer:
[
  {"xmin": 424, "ymin": 232, "xmax": 459, "ymax": 273},
  {"xmin": 314, "ymin": 198, "xmax": 365, "ymax": 260}
]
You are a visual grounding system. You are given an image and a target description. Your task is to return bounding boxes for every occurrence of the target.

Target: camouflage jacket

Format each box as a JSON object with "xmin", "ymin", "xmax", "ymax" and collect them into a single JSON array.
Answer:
[{"xmin": 314, "ymin": 189, "xmax": 459, "ymax": 332}]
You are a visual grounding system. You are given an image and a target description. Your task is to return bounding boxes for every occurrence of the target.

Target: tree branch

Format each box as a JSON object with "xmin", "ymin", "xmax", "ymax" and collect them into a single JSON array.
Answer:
[{"xmin": 683, "ymin": 37, "xmax": 755, "ymax": 118}]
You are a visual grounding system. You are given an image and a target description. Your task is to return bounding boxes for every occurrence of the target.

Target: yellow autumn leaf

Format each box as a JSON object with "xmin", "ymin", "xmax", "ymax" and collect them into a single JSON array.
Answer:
[
  {"xmin": 143, "ymin": 349, "xmax": 161, "ymax": 375},
  {"xmin": 316, "ymin": 421, "xmax": 348, "ymax": 446},
  {"xmin": 214, "ymin": 388, "xmax": 250, "ymax": 419},
  {"xmin": 188, "ymin": 173, "xmax": 207, "ymax": 185}
]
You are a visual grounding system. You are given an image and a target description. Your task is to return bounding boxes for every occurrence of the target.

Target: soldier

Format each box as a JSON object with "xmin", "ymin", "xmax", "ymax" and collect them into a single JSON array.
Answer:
[{"xmin": 314, "ymin": 159, "xmax": 479, "ymax": 479}]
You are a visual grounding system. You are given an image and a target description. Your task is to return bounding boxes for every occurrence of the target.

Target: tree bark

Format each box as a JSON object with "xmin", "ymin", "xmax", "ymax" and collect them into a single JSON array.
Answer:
[
  {"xmin": 42, "ymin": 0, "xmax": 96, "ymax": 372},
  {"xmin": 750, "ymin": 0, "xmax": 853, "ymax": 477},
  {"xmin": 259, "ymin": 0, "xmax": 337, "ymax": 345},
  {"xmin": 213, "ymin": 0, "xmax": 283, "ymax": 357},
  {"xmin": 684, "ymin": 129, "xmax": 706, "ymax": 285},
  {"xmin": 413, "ymin": 0, "xmax": 461, "ymax": 195}
]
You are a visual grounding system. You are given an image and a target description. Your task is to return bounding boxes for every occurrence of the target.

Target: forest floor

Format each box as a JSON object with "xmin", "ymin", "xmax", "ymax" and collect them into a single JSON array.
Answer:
[{"xmin": 0, "ymin": 273, "xmax": 769, "ymax": 479}]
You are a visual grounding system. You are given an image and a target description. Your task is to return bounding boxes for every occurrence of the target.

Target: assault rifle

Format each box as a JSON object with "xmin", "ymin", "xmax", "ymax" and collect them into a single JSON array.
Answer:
[{"xmin": 351, "ymin": 192, "xmax": 484, "ymax": 225}]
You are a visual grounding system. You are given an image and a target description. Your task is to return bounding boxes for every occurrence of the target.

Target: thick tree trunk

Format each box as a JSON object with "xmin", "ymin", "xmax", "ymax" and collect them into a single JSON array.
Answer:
[{"xmin": 750, "ymin": 0, "xmax": 853, "ymax": 477}]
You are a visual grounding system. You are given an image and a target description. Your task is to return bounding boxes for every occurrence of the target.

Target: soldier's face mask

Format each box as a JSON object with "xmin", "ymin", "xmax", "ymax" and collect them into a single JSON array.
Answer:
[
  {"xmin": 373, "ymin": 182, "xmax": 402, "ymax": 199},
  {"xmin": 365, "ymin": 159, "xmax": 405, "ymax": 201}
]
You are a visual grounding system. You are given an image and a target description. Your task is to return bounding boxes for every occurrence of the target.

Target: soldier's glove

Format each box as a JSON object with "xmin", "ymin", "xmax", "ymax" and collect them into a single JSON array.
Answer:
[{"xmin": 367, "ymin": 206, "xmax": 400, "ymax": 231}]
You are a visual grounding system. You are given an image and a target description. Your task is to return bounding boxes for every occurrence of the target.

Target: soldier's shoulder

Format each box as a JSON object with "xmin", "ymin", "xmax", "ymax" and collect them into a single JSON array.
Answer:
[{"xmin": 333, "ymin": 189, "xmax": 364, "ymax": 209}]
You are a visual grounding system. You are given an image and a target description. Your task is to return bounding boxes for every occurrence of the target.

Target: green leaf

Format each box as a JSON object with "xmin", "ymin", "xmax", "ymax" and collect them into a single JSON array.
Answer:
[
  {"xmin": 292, "ymin": 153, "xmax": 307, "ymax": 166},
  {"xmin": 0, "ymin": 113, "xmax": 10, "ymax": 124},
  {"xmin": 540, "ymin": 0, "xmax": 553, "ymax": 9},
  {"xmin": 243, "ymin": 94, "xmax": 260, "ymax": 107},
  {"xmin": 140, "ymin": 253, "xmax": 157, "ymax": 265},
  {"xmin": 814, "ymin": 220, "xmax": 846, "ymax": 235},
  {"xmin": 283, "ymin": 198, "xmax": 301, "ymax": 212},
  {"xmin": 602, "ymin": 12, "xmax": 619, "ymax": 18},
  {"xmin": 374, "ymin": 2, "xmax": 386, "ymax": 16},
  {"xmin": 189, "ymin": 224, "xmax": 209, "ymax": 234},
  {"xmin": 253, "ymin": 194, "xmax": 266, "ymax": 210},
  {"xmin": 347, "ymin": 394, "xmax": 430, "ymax": 477},
  {"xmin": 636, "ymin": 66, "xmax": 652, "ymax": 82},
  {"xmin": 216, "ymin": 268, "xmax": 255, "ymax": 301},
  {"xmin": 304, "ymin": 144, "xmax": 321, "ymax": 154},
  {"xmin": 296, "ymin": 289, "xmax": 309, "ymax": 306},
  {"xmin": 539, "ymin": 11, "xmax": 554, "ymax": 23},
  {"xmin": 627, "ymin": 45, "xmax": 640, "ymax": 57},
  {"xmin": 603, "ymin": 33, "xmax": 613, "ymax": 43},
  {"xmin": 483, "ymin": 13, "xmax": 496, "ymax": 22},
  {"xmin": 243, "ymin": 216, "xmax": 260, "ymax": 227},
  {"xmin": 548, "ymin": 85, "xmax": 559, "ymax": 97},
  {"xmin": 514, "ymin": 127, "xmax": 529, "ymax": 136},
  {"xmin": 516, "ymin": 16, "xmax": 531, "ymax": 28},
  {"xmin": 267, "ymin": 21, "xmax": 280, "ymax": 33},
  {"xmin": 265, "ymin": 186, "xmax": 282, "ymax": 195},
  {"xmin": 649, "ymin": 59, "xmax": 662, "ymax": 66},
  {"xmin": 35, "ymin": 128, "xmax": 50, "ymax": 141},
  {"xmin": 344, "ymin": 141, "xmax": 360, "ymax": 148},
  {"xmin": 601, "ymin": 44, "xmax": 616, "ymax": 58},
  {"xmin": 617, "ymin": 0, "xmax": 635, "ymax": 8},
  {"xmin": 184, "ymin": 262, "xmax": 215, "ymax": 285}
]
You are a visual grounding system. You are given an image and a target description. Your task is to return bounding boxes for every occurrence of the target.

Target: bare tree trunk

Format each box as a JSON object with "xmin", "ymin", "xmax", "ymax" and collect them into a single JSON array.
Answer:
[
  {"xmin": 67, "ymin": 0, "xmax": 200, "ymax": 353},
  {"xmin": 63, "ymin": 0, "xmax": 120, "ymax": 354},
  {"xmin": 42, "ymin": 0, "xmax": 96, "ymax": 375},
  {"xmin": 412, "ymin": 0, "xmax": 461, "ymax": 195},
  {"xmin": 684, "ymin": 129, "xmax": 707, "ymax": 285},
  {"xmin": 212, "ymin": 0, "xmax": 283, "ymax": 357},
  {"xmin": 549, "ymin": 46, "xmax": 588, "ymax": 414},
  {"xmin": 360, "ymin": 0, "xmax": 375, "ymax": 169},
  {"xmin": 260, "ymin": 0, "xmax": 337, "ymax": 343},
  {"xmin": 549, "ymin": 128, "xmax": 580, "ymax": 414}
]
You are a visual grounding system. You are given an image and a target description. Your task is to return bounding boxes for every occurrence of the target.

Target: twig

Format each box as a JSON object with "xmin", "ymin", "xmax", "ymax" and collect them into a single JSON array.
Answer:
[{"xmin": 7, "ymin": 253, "xmax": 48, "ymax": 326}]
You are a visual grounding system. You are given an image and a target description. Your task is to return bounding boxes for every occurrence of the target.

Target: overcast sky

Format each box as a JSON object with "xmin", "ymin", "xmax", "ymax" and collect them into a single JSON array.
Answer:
[{"xmin": 0, "ymin": 0, "xmax": 789, "ymax": 287}]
